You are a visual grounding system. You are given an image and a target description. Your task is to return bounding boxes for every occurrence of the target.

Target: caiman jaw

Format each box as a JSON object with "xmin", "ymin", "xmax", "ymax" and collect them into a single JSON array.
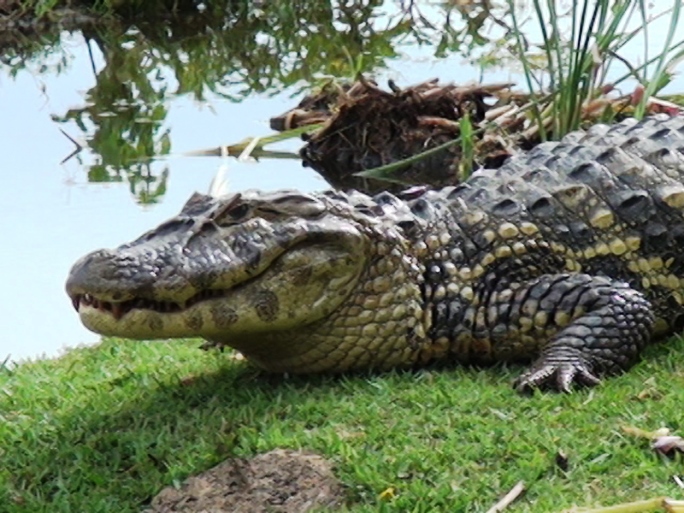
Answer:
[
  {"xmin": 69, "ymin": 288, "xmax": 227, "ymax": 320},
  {"xmin": 68, "ymin": 287, "xmax": 246, "ymax": 338}
]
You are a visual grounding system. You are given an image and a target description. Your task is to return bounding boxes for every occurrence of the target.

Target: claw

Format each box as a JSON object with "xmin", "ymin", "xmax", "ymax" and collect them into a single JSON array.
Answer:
[
  {"xmin": 514, "ymin": 359, "xmax": 601, "ymax": 394},
  {"xmin": 556, "ymin": 368, "xmax": 574, "ymax": 394},
  {"xmin": 575, "ymin": 366, "xmax": 602, "ymax": 388}
]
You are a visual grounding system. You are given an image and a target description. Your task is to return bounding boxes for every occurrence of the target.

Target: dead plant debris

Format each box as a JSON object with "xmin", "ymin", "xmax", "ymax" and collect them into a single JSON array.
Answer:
[
  {"xmin": 622, "ymin": 425, "xmax": 684, "ymax": 458},
  {"xmin": 269, "ymin": 77, "xmax": 682, "ymax": 194},
  {"xmin": 485, "ymin": 480, "xmax": 526, "ymax": 513},
  {"xmin": 271, "ymin": 77, "xmax": 519, "ymax": 193}
]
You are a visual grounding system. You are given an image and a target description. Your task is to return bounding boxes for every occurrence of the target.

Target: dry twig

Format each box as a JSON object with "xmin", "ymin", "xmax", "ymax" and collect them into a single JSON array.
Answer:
[{"xmin": 485, "ymin": 480, "xmax": 526, "ymax": 513}]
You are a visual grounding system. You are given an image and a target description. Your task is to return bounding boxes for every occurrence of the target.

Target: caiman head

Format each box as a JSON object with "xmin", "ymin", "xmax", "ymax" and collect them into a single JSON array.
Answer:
[{"xmin": 66, "ymin": 190, "xmax": 430, "ymax": 373}]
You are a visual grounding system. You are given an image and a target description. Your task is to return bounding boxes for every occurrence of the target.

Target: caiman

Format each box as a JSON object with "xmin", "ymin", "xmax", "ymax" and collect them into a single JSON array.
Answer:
[{"xmin": 66, "ymin": 114, "xmax": 684, "ymax": 392}]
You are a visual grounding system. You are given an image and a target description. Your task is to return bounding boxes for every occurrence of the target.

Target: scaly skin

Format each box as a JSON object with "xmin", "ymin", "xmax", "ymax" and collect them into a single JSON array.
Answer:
[{"xmin": 66, "ymin": 114, "xmax": 684, "ymax": 392}]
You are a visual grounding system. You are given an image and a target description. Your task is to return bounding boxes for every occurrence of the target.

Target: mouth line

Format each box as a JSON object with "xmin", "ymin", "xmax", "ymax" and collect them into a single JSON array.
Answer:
[
  {"xmin": 67, "ymin": 252, "xmax": 287, "ymax": 321},
  {"xmin": 69, "ymin": 288, "xmax": 227, "ymax": 320},
  {"xmin": 68, "ymin": 241, "xmax": 320, "ymax": 321}
]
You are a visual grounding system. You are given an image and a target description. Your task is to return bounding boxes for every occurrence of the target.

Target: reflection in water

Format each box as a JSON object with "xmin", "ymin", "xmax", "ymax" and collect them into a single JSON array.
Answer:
[
  {"xmin": 51, "ymin": 24, "xmax": 174, "ymax": 204},
  {"xmin": 2, "ymin": 0, "xmax": 501, "ymax": 204}
]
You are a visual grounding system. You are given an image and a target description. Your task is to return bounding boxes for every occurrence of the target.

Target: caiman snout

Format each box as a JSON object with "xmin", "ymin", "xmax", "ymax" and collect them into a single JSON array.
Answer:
[{"xmin": 66, "ymin": 247, "xmax": 164, "ymax": 302}]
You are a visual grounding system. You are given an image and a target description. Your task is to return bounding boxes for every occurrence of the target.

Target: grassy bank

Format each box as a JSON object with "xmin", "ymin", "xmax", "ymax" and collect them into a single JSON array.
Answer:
[{"xmin": 1, "ymin": 336, "xmax": 683, "ymax": 512}]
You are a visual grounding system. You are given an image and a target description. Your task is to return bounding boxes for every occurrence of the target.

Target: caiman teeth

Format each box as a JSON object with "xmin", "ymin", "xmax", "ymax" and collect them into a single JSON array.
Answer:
[
  {"xmin": 71, "ymin": 288, "xmax": 228, "ymax": 319},
  {"xmin": 111, "ymin": 303, "xmax": 124, "ymax": 320},
  {"xmin": 71, "ymin": 293, "xmax": 129, "ymax": 318}
]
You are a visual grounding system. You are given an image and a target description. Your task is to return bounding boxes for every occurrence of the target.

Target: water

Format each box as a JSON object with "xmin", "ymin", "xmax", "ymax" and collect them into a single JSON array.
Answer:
[
  {"xmin": 1, "ymin": 2, "xmax": 682, "ymax": 362},
  {"xmin": 0, "ymin": 51, "xmax": 323, "ymax": 362}
]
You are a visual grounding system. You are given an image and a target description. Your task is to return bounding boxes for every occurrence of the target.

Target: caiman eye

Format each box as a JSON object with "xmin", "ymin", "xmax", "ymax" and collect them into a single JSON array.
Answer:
[{"xmin": 226, "ymin": 203, "xmax": 250, "ymax": 221}]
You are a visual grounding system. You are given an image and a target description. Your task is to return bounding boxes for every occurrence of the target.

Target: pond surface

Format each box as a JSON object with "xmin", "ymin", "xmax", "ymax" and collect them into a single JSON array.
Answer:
[{"xmin": 1, "ymin": 1, "xmax": 682, "ymax": 362}]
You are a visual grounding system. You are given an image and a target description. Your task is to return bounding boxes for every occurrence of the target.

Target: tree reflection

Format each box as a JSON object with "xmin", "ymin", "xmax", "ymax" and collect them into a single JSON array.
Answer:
[{"xmin": 3, "ymin": 0, "xmax": 502, "ymax": 204}]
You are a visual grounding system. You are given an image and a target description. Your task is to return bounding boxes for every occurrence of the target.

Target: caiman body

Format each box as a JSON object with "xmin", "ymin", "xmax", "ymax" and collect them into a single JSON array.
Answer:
[{"xmin": 67, "ymin": 114, "xmax": 684, "ymax": 391}]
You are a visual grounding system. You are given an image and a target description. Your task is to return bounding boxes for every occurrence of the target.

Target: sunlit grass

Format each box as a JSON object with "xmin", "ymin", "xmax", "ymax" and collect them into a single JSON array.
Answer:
[{"xmin": 1, "ymin": 337, "xmax": 683, "ymax": 512}]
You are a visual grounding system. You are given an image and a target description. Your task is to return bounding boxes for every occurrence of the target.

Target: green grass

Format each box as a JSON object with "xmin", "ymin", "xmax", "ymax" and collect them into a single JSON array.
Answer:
[{"xmin": 2, "ymin": 337, "xmax": 683, "ymax": 512}]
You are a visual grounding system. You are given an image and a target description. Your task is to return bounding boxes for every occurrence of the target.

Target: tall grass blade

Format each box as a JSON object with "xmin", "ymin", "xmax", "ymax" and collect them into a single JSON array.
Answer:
[
  {"xmin": 634, "ymin": 0, "xmax": 682, "ymax": 117},
  {"xmin": 507, "ymin": 0, "xmax": 547, "ymax": 141}
]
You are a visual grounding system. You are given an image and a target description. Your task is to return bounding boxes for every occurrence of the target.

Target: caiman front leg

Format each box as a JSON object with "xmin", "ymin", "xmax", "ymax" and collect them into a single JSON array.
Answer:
[{"xmin": 478, "ymin": 273, "xmax": 655, "ymax": 393}]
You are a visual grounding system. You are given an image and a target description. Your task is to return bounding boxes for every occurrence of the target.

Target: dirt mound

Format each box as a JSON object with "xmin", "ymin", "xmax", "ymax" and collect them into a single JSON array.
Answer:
[{"xmin": 144, "ymin": 449, "xmax": 344, "ymax": 513}]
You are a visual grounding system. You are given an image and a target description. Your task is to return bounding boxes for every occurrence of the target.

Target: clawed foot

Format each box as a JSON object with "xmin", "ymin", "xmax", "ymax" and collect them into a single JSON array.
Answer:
[{"xmin": 514, "ymin": 352, "xmax": 601, "ymax": 394}]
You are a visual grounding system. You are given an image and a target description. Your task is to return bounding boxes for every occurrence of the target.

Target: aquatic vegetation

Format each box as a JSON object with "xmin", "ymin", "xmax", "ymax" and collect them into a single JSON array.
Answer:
[
  {"xmin": 349, "ymin": 0, "xmax": 684, "ymax": 184},
  {"xmin": 508, "ymin": 0, "xmax": 683, "ymax": 139}
]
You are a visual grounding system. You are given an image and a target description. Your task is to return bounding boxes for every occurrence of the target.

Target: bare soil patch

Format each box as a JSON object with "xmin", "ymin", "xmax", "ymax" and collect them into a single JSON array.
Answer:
[{"xmin": 144, "ymin": 449, "xmax": 344, "ymax": 513}]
